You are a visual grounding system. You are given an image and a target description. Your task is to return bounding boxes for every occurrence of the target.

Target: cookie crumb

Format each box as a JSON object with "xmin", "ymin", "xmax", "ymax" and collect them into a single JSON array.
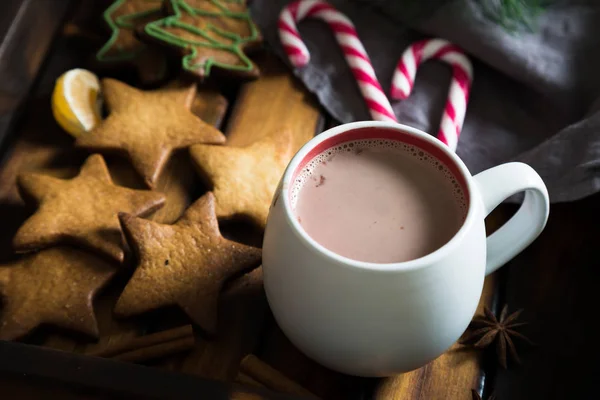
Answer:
[{"xmin": 400, "ymin": 226, "xmax": 404, "ymax": 230}]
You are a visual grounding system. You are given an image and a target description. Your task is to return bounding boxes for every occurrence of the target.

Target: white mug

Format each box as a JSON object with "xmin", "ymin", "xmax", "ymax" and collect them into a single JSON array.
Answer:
[{"xmin": 262, "ymin": 121, "xmax": 549, "ymax": 377}]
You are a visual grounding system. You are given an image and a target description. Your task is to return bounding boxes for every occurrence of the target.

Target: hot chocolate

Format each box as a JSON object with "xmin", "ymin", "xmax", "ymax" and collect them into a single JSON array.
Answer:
[{"xmin": 291, "ymin": 139, "xmax": 467, "ymax": 263}]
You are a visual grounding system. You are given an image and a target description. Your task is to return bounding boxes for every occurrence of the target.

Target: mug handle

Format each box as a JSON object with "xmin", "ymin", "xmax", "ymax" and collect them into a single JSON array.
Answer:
[{"xmin": 473, "ymin": 162, "xmax": 549, "ymax": 275}]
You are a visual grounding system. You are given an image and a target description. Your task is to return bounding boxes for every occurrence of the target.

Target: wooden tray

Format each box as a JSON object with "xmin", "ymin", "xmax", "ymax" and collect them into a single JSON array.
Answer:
[{"xmin": 0, "ymin": 1, "xmax": 593, "ymax": 399}]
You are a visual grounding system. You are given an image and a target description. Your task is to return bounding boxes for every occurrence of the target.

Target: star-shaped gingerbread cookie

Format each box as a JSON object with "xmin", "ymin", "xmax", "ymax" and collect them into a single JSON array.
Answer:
[
  {"xmin": 14, "ymin": 154, "xmax": 165, "ymax": 263},
  {"xmin": 76, "ymin": 78, "xmax": 226, "ymax": 188},
  {"xmin": 189, "ymin": 132, "xmax": 293, "ymax": 228},
  {"xmin": 144, "ymin": 0, "xmax": 262, "ymax": 80},
  {"xmin": 115, "ymin": 192, "xmax": 262, "ymax": 334},
  {"xmin": 0, "ymin": 247, "xmax": 117, "ymax": 341}
]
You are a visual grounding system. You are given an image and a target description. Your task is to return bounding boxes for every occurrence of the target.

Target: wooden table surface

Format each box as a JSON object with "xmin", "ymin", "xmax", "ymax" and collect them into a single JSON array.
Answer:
[{"xmin": 0, "ymin": 1, "xmax": 595, "ymax": 399}]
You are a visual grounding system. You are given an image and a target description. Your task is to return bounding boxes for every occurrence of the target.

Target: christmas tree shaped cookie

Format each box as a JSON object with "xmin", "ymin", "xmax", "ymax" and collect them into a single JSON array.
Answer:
[
  {"xmin": 144, "ymin": 0, "xmax": 262, "ymax": 80},
  {"xmin": 97, "ymin": 0, "xmax": 168, "ymax": 84}
]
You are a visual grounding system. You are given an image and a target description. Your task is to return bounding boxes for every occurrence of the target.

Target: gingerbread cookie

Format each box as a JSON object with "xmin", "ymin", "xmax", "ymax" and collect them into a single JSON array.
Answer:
[
  {"xmin": 97, "ymin": 0, "xmax": 168, "ymax": 85},
  {"xmin": 115, "ymin": 192, "xmax": 262, "ymax": 334},
  {"xmin": 190, "ymin": 131, "xmax": 293, "ymax": 228},
  {"xmin": 223, "ymin": 265, "xmax": 263, "ymax": 298},
  {"xmin": 14, "ymin": 154, "xmax": 165, "ymax": 263},
  {"xmin": 144, "ymin": 0, "xmax": 262, "ymax": 80},
  {"xmin": 77, "ymin": 78, "xmax": 226, "ymax": 188},
  {"xmin": 0, "ymin": 247, "xmax": 117, "ymax": 341}
]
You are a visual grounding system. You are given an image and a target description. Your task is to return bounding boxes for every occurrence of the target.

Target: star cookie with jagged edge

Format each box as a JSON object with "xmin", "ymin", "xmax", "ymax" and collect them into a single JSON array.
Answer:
[
  {"xmin": 97, "ymin": 0, "xmax": 169, "ymax": 85},
  {"xmin": 0, "ymin": 247, "xmax": 117, "ymax": 341},
  {"xmin": 143, "ymin": 0, "xmax": 262, "ymax": 81},
  {"xmin": 14, "ymin": 154, "xmax": 165, "ymax": 263},
  {"xmin": 76, "ymin": 78, "xmax": 226, "ymax": 188},
  {"xmin": 190, "ymin": 131, "xmax": 293, "ymax": 228},
  {"xmin": 115, "ymin": 192, "xmax": 262, "ymax": 334}
]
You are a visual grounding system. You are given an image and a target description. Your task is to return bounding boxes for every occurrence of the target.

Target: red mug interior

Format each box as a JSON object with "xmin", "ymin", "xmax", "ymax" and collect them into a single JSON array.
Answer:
[{"xmin": 290, "ymin": 126, "xmax": 470, "ymax": 207}]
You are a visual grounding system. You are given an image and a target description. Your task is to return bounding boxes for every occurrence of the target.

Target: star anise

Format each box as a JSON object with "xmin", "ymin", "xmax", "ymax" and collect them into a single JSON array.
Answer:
[
  {"xmin": 459, "ymin": 305, "xmax": 534, "ymax": 368},
  {"xmin": 471, "ymin": 389, "xmax": 496, "ymax": 400}
]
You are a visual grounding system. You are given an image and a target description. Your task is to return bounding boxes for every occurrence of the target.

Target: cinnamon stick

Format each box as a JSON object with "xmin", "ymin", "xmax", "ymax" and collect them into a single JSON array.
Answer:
[
  {"xmin": 86, "ymin": 325, "xmax": 194, "ymax": 358},
  {"xmin": 113, "ymin": 336, "xmax": 195, "ymax": 363},
  {"xmin": 229, "ymin": 392, "xmax": 267, "ymax": 400},
  {"xmin": 236, "ymin": 372, "xmax": 266, "ymax": 388},
  {"xmin": 239, "ymin": 355, "xmax": 318, "ymax": 398}
]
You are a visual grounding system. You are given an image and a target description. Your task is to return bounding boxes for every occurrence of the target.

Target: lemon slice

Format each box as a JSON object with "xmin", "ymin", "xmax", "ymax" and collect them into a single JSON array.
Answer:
[{"xmin": 51, "ymin": 68, "xmax": 102, "ymax": 137}]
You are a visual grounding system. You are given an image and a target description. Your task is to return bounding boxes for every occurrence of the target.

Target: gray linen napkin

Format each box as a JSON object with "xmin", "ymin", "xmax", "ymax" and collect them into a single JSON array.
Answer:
[{"xmin": 250, "ymin": 0, "xmax": 600, "ymax": 203}]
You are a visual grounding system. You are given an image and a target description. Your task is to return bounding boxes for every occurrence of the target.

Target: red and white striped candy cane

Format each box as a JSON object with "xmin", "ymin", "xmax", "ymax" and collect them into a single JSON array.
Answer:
[
  {"xmin": 392, "ymin": 38, "xmax": 473, "ymax": 151},
  {"xmin": 278, "ymin": 0, "xmax": 397, "ymax": 123}
]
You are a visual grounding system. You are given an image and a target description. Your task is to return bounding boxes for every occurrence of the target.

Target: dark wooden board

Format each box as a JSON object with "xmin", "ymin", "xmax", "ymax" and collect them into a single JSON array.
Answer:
[{"xmin": 493, "ymin": 197, "xmax": 598, "ymax": 400}]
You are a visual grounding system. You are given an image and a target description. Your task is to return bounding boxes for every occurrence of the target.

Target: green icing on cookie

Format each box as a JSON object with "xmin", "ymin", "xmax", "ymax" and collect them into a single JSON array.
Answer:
[
  {"xmin": 97, "ymin": 0, "xmax": 164, "ymax": 62},
  {"xmin": 144, "ymin": 0, "xmax": 260, "ymax": 78}
]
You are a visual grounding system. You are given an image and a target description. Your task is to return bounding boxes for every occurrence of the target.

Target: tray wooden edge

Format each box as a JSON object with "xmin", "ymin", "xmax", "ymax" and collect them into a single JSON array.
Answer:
[{"xmin": 0, "ymin": 340, "xmax": 308, "ymax": 399}]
